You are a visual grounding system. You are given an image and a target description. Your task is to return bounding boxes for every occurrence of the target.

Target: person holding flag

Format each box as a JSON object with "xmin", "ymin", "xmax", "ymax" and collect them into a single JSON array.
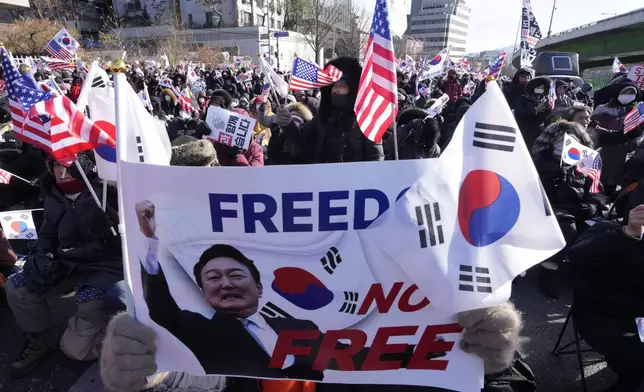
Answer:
[
  {"xmin": 514, "ymin": 76, "xmax": 554, "ymax": 149},
  {"xmin": 271, "ymin": 56, "xmax": 384, "ymax": 164},
  {"xmin": 531, "ymin": 121, "xmax": 604, "ymax": 298}
]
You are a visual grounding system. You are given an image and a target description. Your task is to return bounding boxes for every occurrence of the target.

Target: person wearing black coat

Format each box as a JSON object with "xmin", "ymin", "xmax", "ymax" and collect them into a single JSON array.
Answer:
[
  {"xmin": 514, "ymin": 76, "xmax": 553, "ymax": 150},
  {"xmin": 531, "ymin": 121, "xmax": 603, "ymax": 298},
  {"xmin": 273, "ymin": 57, "xmax": 384, "ymax": 163},
  {"xmin": 503, "ymin": 68, "xmax": 532, "ymax": 112},
  {"xmin": 5, "ymin": 153, "xmax": 122, "ymax": 378},
  {"xmin": 384, "ymin": 107, "xmax": 441, "ymax": 160},
  {"xmin": 568, "ymin": 192, "xmax": 644, "ymax": 392}
]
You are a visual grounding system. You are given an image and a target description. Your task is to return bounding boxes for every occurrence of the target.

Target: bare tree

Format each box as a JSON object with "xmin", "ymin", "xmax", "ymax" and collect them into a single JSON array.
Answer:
[
  {"xmin": 335, "ymin": 7, "xmax": 370, "ymax": 59},
  {"xmin": 4, "ymin": 18, "xmax": 83, "ymax": 56},
  {"xmin": 294, "ymin": 0, "xmax": 343, "ymax": 63}
]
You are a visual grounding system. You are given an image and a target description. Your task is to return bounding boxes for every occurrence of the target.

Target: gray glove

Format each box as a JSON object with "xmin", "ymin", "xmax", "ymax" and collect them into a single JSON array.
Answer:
[
  {"xmin": 257, "ymin": 103, "xmax": 274, "ymax": 127},
  {"xmin": 457, "ymin": 302, "xmax": 522, "ymax": 375},
  {"xmin": 100, "ymin": 313, "xmax": 162, "ymax": 392},
  {"xmin": 274, "ymin": 107, "xmax": 293, "ymax": 127}
]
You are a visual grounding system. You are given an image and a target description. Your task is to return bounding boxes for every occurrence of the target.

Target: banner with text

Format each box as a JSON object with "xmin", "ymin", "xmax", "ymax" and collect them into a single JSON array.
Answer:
[
  {"xmin": 628, "ymin": 65, "xmax": 644, "ymax": 90},
  {"xmin": 120, "ymin": 84, "xmax": 564, "ymax": 388}
]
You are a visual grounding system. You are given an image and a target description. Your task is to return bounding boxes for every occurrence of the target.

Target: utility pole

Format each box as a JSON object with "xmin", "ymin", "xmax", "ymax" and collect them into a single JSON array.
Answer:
[{"xmin": 547, "ymin": 0, "xmax": 557, "ymax": 37}]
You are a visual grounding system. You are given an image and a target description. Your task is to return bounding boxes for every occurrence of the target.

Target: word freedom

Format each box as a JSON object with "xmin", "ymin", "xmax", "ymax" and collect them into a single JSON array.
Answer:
[{"xmin": 208, "ymin": 189, "xmax": 409, "ymax": 233}]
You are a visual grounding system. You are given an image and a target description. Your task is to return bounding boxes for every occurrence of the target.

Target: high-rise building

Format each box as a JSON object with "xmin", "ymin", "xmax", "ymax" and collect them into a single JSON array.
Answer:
[{"xmin": 405, "ymin": 0, "xmax": 470, "ymax": 59}]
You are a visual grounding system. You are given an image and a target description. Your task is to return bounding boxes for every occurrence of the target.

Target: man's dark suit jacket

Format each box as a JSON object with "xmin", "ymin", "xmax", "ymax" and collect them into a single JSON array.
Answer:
[{"xmin": 141, "ymin": 264, "xmax": 324, "ymax": 381}]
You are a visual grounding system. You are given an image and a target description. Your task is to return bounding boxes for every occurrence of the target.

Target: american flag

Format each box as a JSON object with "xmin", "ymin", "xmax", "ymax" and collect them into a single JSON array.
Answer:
[
  {"xmin": 547, "ymin": 79, "xmax": 557, "ymax": 109},
  {"xmin": 159, "ymin": 78, "xmax": 199, "ymax": 115},
  {"xmin": 40, "ymin": 56, "xmax": 74, "ymax": 71},
  {"xmin": 43, "ymin": 28, "xmax": 79, "ymax": 62},
  {"xmin": 0, "ymin": 168, "xmax": 12, "ymax": 184},
  {"xmin": 624, "ymin": 102, "xmax": 644, "ymax": 134},
  {"xmin": 263, "ymin": 82, "xmax": 270, "ymax": 96},
  {"xmin": 576, "ymin": 153, "xmax": 602, "ymax": 194},
  {"xmin": 487, "ymin": 52, "xmax": 507, "ymax": 80},
  {"xmin": 1, "ymin": 47, "xmax": 114, "ymax": 160},
  {"xmin": 290, "ymin": 57, "xmax": 342, "ymax": 91},
  {"xmin": 354, "ymin": 0, "xmax": 398, "ymax": 143}
]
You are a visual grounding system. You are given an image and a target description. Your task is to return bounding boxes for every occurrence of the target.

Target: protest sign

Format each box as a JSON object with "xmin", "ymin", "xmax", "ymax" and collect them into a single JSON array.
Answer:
[
  {"xmin": 0, "ymin": 210, "xmax": 38, "ymax": 240},
  {"xmin": 205, "ymin": 106, "xmax": 256, "ymax": 151},
  {"xmin": 628, "ymin": 65, "xmax": 644, "ymax": 90},
  {"xmin": 119, "ymin": 83, "xmax": 564, "ymax": 389}
]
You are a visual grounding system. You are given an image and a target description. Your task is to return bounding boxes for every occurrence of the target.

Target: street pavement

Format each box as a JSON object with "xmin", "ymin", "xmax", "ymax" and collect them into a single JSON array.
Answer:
[{"xmin": 0, "ymin": 268, "xmax": 623, "ymax": 392}]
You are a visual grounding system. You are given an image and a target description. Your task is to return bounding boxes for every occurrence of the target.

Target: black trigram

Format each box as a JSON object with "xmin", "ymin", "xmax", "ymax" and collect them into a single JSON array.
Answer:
[
  {"xmin": 459, "ymin": 265, "xmax": 492, "ymax": 293},
  {"xmin": 565, "ymin": 139, "xmax": 572, "ymax": 147},
  {"xmin": 472, "ymin": 122, "xmax": 516, "ymax": 152},
  {"xmin": 135, "ymin": 136, "xmax": 145, "ymax": 163},
  {"xmin": 25, "ymin": 232, "xmax": 35, "ymax": 239},
  {"xmin": 260, "ymin": 301, "xmax": 293, "ymax": 319},
  {"xmin": 20, "ymin": 214, "xmax": 29, "ymax": 220},
  {"xmin": 416, "ymin": 202, "xmax": 444, "ymax": 248},
  {"xmin": 320, "ymin": 246, "xmax": 342, "ymax": 274},
  {"xmin": 92, "ymin": 76, "xmax": 107, "ymax": 88},
  {"xmin": 339, "ymin": 291, "xmax": 359, "ymax": 314},
  {"xmin": 2, "ymin": 215, "xmax": 12, "ymax": 221}
]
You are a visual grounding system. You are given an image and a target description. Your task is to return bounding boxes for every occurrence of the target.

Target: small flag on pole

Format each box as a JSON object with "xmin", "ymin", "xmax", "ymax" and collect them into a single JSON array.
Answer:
[
  {"xmin": 44, "ymin": 28, "xmax": 79, "ymax": 62},
  {"xmin": 624, "ymin": 102, "xmax": 644, "ymax": 134},
  {"xmin": 290, "ymin": 57, "xmax": 342, "ymax": 91},
  {"xmin": 0, "ymin": 210, "xmax": 38, "ymax": 240},
  {"xmin": 487, "ymin": 52, "xmax": 507, "ymax": 80},
  {"xmin": 612, "ymin": 57, "xmax": 628, "ymax": 73},
  {"xmin": 0, "ymin": 168, "xmax": 12, "ymax": 184},
  {"xmin": 354, "ymin": 0, "xmax": 398, "ymax": 143}
]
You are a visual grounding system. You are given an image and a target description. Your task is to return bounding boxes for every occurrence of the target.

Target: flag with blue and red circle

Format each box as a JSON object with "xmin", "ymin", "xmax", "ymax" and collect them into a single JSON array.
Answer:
[{"xmin": 44, "ymin": 28, "xmax": 79, "ymax": 62}]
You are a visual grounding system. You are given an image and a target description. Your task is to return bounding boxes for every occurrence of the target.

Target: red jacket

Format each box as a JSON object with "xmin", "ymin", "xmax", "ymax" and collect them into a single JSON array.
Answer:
[{"xmin": 213, "ymin": 140, "xmax": 264, "ymax": 167}]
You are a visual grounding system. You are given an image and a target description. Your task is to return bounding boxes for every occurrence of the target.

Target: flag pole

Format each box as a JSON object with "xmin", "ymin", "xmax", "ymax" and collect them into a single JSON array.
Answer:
[
  {"xmin": 392, "ymin": 102, "xmax": 399, "ymax": 160},
  {"xmin": 259, "ymin": 55, "xmax": 283, "ymax": 107},
  {"xmin": 72, "ymin": 157, "xmax": 116, "ymax": 235},
  {"xmin": 102, "ymin": 180, "xmax": 108, "ymax": 211},
  {"xmin": 3, "ymin": 171, "xmax": 35, "ymax": 186},
  {"xmin": 285, "ymin": 54, "xmax": 296, "ymax": 99},
  {"xmin": 113, "ymin": 60, "xmax": 136, "ymax": 317}
]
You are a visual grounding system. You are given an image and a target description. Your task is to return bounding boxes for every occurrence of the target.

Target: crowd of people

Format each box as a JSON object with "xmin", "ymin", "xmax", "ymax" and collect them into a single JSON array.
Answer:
[{"xmin": 0, "ymin": 54, "xmax": 643, "ymax": 392}]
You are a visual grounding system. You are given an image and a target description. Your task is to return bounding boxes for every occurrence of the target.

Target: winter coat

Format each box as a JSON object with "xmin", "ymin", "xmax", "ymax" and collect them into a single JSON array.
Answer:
[
  {"xmin": 213, "ymin": 140, "xmax": 264, "ymax": 167},
  {"xmin": 531, "ymin": 122, "xmax": 604, "ymax": 220},
  {"xmin": 441, "ymin": 70, "xmax": 463, "ymax": 104},
  {"xmin": 37, "ymin": 175, "xmax": 122, "ymax": 290},
  {"xmin": 0, "ymin": 144, "xmax": 46, "ymax": 209},
  {"xmin": 282, "ymin": 57, "xmax": 384, "ymax": 164},
  {"xmin": 267, "ymin": 103, "xmax": 313, "ymax": 165},
  {"xmin": 514, "ymin": 77, "xmax": 553, "ymax": 150},
  {"xmin": 591, "ymin": 88, "xmax": 642, "ymax": 187},
  {"xmin": 503, "ymin": 68, "xmax": 531, "ymax": 112},
  {"xmin": 569, "ymin": 221, "xmax": 644, "ymax": 319}
]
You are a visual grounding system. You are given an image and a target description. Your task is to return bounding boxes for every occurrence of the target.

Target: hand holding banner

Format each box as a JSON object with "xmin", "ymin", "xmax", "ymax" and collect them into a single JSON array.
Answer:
[{"xmin": 205, "ymin": 107, "xmax": 256, "ymax": 151}]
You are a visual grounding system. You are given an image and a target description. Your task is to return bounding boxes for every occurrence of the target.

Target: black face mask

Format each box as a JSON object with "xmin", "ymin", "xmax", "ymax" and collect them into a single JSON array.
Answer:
[{"xmin": 331, "ymin": 93, "xmax": 349, "ymax": 108}]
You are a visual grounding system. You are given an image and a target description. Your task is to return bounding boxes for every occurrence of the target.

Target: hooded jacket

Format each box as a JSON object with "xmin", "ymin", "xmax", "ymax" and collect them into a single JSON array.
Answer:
[
  {"xmin": 35, "ymin": 162, "xmax": 122, "ymax": 290},
  {"xmin": 384, "ymin": 108, "xmax": 441, "ymax": 160},
  {"xmin": 212, "ymin": 140, "xmax": 264, "ymax": 167},
  {"xmin": 514, "ymin": 76, "xmax": 553, "ymax": 150},
  {"xmin": 441, "ymin": 69, "xmax": 463, "ymax": 104},
  {"xmin": 503, "ymin": 68, "xmax": 531, "ymax": 111},
  {"xmin": 531, "ymin": 121, "xmax": 603, "ymax": 220},
  {"xmin": 267, "ymin": 102, "xmax": 313, "ymax": 165},
  {"xmin": 591, "ymin": 78, "xmax": 642, "ymax": 187},
  {"xmin": 281, "ymin": 57, "xmax": 384, "ymax": 164}
]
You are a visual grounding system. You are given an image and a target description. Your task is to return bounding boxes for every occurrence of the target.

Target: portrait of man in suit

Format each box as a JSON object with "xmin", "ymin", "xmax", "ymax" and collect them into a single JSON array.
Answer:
[{"xmin": 135, "ymin": 200, "xmax": 324, "ymax": 380}]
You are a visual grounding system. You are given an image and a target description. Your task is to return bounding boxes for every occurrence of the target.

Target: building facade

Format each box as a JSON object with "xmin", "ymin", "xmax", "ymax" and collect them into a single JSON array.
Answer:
[{"xmin": 405, "ymin": 0, "xmax": 470, "ymax": 59}]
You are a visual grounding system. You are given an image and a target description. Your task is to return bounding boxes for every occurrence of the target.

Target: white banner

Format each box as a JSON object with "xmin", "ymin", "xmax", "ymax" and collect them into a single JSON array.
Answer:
[
  {"xmin": 205, "ymin": 107, "xmax": 256, "ymax": 151},
  {"xmin": 119, "ymin": 83, "xmax": 564, "ymax": 388},
  {"xmin": 0, "ymin": 210, "xmax": 38, "ymax": 240}
]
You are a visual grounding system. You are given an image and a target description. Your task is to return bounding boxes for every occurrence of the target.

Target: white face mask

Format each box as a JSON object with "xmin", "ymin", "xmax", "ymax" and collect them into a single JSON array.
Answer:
[
  {"xmin": 618, "ymin": 94, "xmax": 636, "ymax": 105},
  {"xmin": 164, "ymin": 96, "xmax": 171, "ymax": 102},
  {"xmin": 534, "ymin": 87, "xmax": 545, "ymax": 95},
  {"xmin": 198, "ymin": 98, "xmax": 205, "ymax": 103}
]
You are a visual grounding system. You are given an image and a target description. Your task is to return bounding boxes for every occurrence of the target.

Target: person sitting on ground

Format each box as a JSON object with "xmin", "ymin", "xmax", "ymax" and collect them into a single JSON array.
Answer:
[
  {"xmin": 5, "ymin": 153, "xmax": 122, "ymax": 378},
  {"xmin": 531, "ymin": 121, "xmax": 604, "ymax": 298},
  {"xmin": 568, "ymin": 189, "xmax": 644, "ymax": 392}
]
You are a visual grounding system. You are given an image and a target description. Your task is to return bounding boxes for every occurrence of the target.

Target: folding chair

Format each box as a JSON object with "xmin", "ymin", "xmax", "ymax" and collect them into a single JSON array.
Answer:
[{"xmin": 552, "ymin": 307, "xmax": 597, "ymax": 392}]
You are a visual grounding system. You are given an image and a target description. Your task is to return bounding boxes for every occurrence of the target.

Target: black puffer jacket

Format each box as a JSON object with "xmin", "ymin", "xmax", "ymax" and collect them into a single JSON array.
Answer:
[
  {"xmin": 503, "ymin": 68, "xmax": 531, "ymax": 112},
  {"xmin": 569, "ymin": 220, "xmax": 644, "ymax": 318},
  {"xmin": 384, "ymin": 108, "xmax": 441, "ymax": 160},
  {"xmin": 515, "ymin": 77, "xmax": 553, "ymax": 150},
  {"xmin": 531, "ymin": 121, "xmax": 604, "ymax": 220},
  {"xmin": 282, "ymin": 57, "xmax": 384, "ymax": 163},
  {"xmin": 37, "ymin": 171, "xmax": 122, "ymax": 290}
]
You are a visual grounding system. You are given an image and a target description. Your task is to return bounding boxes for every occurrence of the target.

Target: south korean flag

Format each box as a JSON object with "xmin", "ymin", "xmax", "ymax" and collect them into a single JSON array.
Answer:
[{"xmin": 365, "ymin": 83, "xmax": 566, "ymax": 313}]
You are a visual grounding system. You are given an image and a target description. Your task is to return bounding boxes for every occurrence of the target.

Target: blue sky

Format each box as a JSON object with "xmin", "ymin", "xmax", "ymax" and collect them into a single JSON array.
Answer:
[{"xmin": 356, "ymin": 0, "xmax": 643, "ymax": 53}]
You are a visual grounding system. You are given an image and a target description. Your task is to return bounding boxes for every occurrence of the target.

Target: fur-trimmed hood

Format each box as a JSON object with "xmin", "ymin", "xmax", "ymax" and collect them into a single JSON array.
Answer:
[
  {"xmin": 170, "ymin": 139, "xmax": 219, "ymax": 167},
  {"xmin": 531, "ymin": 121, "xmax": 593, "ymax": 157},
  {"xmin": 285, "ymin": 102, "xmax": 313, "ymax": 122}
]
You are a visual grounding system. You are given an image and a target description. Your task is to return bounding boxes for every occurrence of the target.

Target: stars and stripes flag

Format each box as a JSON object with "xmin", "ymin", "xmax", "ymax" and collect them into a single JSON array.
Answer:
[
  {"xmin": 487, "ymin": 52, "xmax": 507, "ymax": 80},
  {"xmin": 624, "ymin": 102, "xmax": 644, "ymax": 134},
  {"xmin": 547, "ymin": 79, "xmax": 557, "ymax": 110},
  {"xmin": 354, "ymin": 0, "xmax": 398, "ymax": 143},
  {"xmin": 576, "ymin": 151, "xmax": 603, "ymax": 194},
  {"xmin": 0, "ymin": 168, "xmax": 12, "ymax": 184},
  {"xmin": 40, "ymin": 56, "xmax": 75, "ymax": 71},
  {"xmin": 1, "ymin": 47, "xmax": 115, "ymax": 160},
  {"xmin": 159, "ymin": 78, "xmax": 199, "ymax": 115},
  {"xmin": 290, "ymin": 57, "xmax": 342, "ymax": 91},
  {"xmin": 43, "ymin": 28, "xmax": 79, "ymax": 62}
]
